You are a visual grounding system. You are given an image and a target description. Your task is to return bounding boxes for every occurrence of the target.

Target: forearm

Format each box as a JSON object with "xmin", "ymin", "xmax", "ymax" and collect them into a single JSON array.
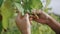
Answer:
[
  {"xmin": 40, "ymin": 11, "xmax": 60, "ymax": 34},
  {"xmin": 46, "ymin": 15, "xmax": 60, "ymax": 34}
]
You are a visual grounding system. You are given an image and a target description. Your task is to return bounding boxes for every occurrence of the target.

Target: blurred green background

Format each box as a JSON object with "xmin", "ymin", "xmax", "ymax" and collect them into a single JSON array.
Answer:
[{"xmin": 0, "ymin": 0, "xmax": 60, "ymax": 34}]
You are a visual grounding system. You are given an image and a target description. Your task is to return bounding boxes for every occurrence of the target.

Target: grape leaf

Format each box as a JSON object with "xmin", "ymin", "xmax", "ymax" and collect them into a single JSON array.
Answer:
[
  {"xmin": 46, "ymin": 0, "xmax": 51, "ymax": 7},
  {"xmin": 20, "ymin": 0, "xmax": 43, "ymax": 14},
  {"xmin": 1, "ymin": 0, "xmax": 14, "ymax": 29},
  {"xmin": 44, "ymin": 0, "xmax": 51, "ymax": 12},
  {"xmin": 15, "ymin": 3, "xmax": 24, "ymax": 16},
  {"xmin": 30, "ymin": 0, "xmax": 43, "ymax": 9},
  {"xmin": 22, "ymin": 0, "xmax": 32, "ymax": 13},
  {"xmin": 15, "ymin": 0, "xmax": 20, "ymax": 3},
  {"xmin": 0, "ymin": 0, "xmax": 3, "ymax": 7}
]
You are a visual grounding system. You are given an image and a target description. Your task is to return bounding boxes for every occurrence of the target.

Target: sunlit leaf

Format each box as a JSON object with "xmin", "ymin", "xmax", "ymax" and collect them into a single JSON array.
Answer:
[
  {"xmin": 15, "ymin": 0, "xmax": 20, "ymax": 3},
  {"xmin": 0, "ymin": 0, "xmax": 3, "ymax": 7},
  {"xmin": 31, "ymin": 0, "xmax": 43, "ymax": 9},
  {"xmin": 1, "ymin": 0, "xmax": 14, "ymax": 30},
  {"xmin": 46, "ymin": 0, "xmax": 51, "ymax": 7},
  {"xmin": 15, "ymin": 3, "xmax": 24, "ymax": 16}
]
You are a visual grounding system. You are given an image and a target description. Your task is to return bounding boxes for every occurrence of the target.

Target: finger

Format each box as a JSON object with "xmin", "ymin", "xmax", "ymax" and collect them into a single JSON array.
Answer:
[
  {"xmin": 30, "ymin": 21, "xmax": 32, "ymax": 25},
  {"xmin": 33, "ymin": 15, "xmax": 39, "ymax": 20},
  {"xmin": 29, "ymin": 18, "xmax": 33, "ymax": 21},
  {"xmin": 34, "ymin": 18, "xmax": 46, "ymax": 24},
  {"xmin": 29, "ymin": 15, "xmax": 33, "ymax": 25},
  {"xmin": 16, "ymin": 12, "xmax": 22, "ymax": 21},
  {"xmin": 17, "ymin": 12, "xmax": 22, "ymax": 18},
  {"xmin": 31, "ymin": 9, "xmax": 42, "ymax": 14},
  {"xmin": 29, "ymin": 15, "xmax": 33, "ymax": 18},
  {"xmin": 24, "ymin": 14, "xmax": 29, "ymax": 19},
  {"xmin": 31, "ymin": 9, "xmax": 36, "ymax": 14},
  {"xmin": 38, "ymin": 9, "xmax": 42, "ymax": 14},
  {"xmin": 29, "ymin": 15, "xmax": 38, "ymax": 20}
]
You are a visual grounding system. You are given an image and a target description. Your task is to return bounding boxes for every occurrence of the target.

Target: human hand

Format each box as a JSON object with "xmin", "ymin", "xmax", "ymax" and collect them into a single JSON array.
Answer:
[
  {"xmin": 15, "ymin": 12, "xmax": 31, "ymax": 34},
  {"xmin": 31, "ymin": 9, "xmax": 50, "ymax": 24}
]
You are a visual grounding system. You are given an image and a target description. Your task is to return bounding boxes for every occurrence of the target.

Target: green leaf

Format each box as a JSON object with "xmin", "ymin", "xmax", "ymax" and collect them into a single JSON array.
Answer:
[
  {"xmin": 31, "ymin": 0, "xmax": 43, "ymax": 9},
  {"xmin": 0, "ymin": 0, "xmax": 3, "ymax": 7},
  {"xmin": 15, "ymin": 0, "xmax": 20, "ymax": 3},
  {"xmin": 1, "ymin": 0, "xmax": 14, "ymax": 29},
  {"xmin": 22, "ymin": 0, "xmax": 32, "ymax": 13},
  {"xmin": 44, "ymin": 0, "xmax": 51, "ymax": 12},
  {"xmin": 20, "ymin": 0, "xmax": 43, "ymax": 14},
  {"xmin": 15, "ymin": 3, "xmax": 24, "ymax": 16},
  {"xmin": 46, "ymin": 0, "xmax": 51, "ymax": 7}
]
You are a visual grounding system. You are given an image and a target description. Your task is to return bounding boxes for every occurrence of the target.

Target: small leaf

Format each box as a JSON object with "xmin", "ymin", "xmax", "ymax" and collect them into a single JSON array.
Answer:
[
  {"xmin": 0, "ymin": 0, "xmax": 3, "ymax": 7},
  {"xmin": 15, "ymin": 3, "xmax": 24, "ymax": 16},
  {"xmin": 46, "ymin": 0, "xmax": 51, "ymax": 7},
  {"xmin": 31, "ymin": 0, "xmax": 43, "ymax": 9}
]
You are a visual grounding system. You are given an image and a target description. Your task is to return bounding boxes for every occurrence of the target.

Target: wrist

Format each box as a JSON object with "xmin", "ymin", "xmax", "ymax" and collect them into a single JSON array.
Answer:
[
  {"xmin": 46, "ymin": 15, "xmax": 53, "ymax": 25},
  {"xmin": 46, "ymin": 19, "xmax": 51, "ymax": 25},
  {"xmin": 45, "ymin": 15, "xmax": 51, "ymax": 25}
]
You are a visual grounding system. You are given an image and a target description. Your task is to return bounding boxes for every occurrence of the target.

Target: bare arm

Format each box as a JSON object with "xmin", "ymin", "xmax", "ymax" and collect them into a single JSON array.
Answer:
[
  {"xmin": 32, "ymin": 10, "xmax": 60, "ymax": 34},
  {"xmin": 42, "ymin": 11, "xmax": 60, "ymax": 34},
  {"xmin": 46, "ymin": 14, "xmax": 60, "ymax": 34}
]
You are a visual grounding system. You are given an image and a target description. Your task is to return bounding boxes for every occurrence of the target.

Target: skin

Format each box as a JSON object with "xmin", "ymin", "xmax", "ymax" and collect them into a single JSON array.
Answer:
[
  {"xmin": 16, "ymin": 10, "xmax": 60, "ymax": 34},
  {"xmin": 32, "ymin": 10, "xmax": 60, "ymax": 34},
  {"xmin": 16, "ymin": 12, "xmax": 31, "ymax": 34}
]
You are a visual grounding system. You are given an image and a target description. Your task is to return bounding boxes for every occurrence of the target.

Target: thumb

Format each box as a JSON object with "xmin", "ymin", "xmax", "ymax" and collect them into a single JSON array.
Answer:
[
  {"xmin": 23, "ymin": 14, "xmax": 29, "ymax": 20},
  {"xmin": 17, "ymin": 12, "xmax": 22, "ymax": 18}
]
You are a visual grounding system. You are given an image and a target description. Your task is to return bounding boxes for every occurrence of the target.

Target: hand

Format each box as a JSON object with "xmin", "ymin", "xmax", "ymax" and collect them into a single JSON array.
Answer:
[
  {"xmin": 32, "ymin": 10, "xmax": 50, "ymax": 24},
  {"xmin": 31, "ymin": 10, "xmax": 60, "ymax": 34},
  {"xmin": 15, "ymin": 12, "xmax": 31, "ymax": 34}
]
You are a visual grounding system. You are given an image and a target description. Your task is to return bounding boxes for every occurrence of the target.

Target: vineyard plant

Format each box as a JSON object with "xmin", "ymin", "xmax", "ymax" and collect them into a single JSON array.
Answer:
[{"xmin": 0, "ymin": 0, "xmax": 60, "ymax": 34}]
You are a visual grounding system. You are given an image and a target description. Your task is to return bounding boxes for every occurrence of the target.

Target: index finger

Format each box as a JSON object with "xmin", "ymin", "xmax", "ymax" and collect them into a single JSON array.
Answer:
[
  {"xmin": 17, "ymin": 11, "xmax": 22, "ymax": 19},
  {"xmin": 31, "ymin": 9, "xmax": 42, "ymax": 14}
]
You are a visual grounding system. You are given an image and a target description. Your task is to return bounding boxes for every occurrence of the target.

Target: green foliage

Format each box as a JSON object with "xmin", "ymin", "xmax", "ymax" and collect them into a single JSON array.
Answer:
[
  {"xmin": 1, "ymin": 0, "xmax": 14, "ymax": 30},
  {"xmin": 14, "ymin": 0, "xmax": 20, "ymax": 3},
  {"xmin": 22, "ymin": 0, "xmax": 32, "ymax": 13},
  {"xmin": 15, "ymin": 0, "xmax": 43, "ymax": 15},
  {"xmin": 0, "ymin": 0, "xmax": 58, "ymax": 34},
  {"xmin": 15, "ymin": 3, "xmax": 24, "ymax": 16},
  {"xmin": 31, "ymin": 21, "xmax": 55, "ymax": 34},
  {"xmin": 23, "ymin": 0, "xmax": 43, "ymax": 12},
  {"xmin": 0, "ymin": 0, "xmax": 3, "ymax": 7},
  {"xmin": 31, "ymin": 0, "xmax": 43, "ymax": 9},
  {"xmin": 44, "ymin": 0, "xmax": 51, "ymax": 12},
  {"xmin": 46, "ymin": 0, "xmax": 51, "ymax": 7},
  {"xmin": 0, "ymin": 20, "xmax": 2, "ymax": 34}
]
